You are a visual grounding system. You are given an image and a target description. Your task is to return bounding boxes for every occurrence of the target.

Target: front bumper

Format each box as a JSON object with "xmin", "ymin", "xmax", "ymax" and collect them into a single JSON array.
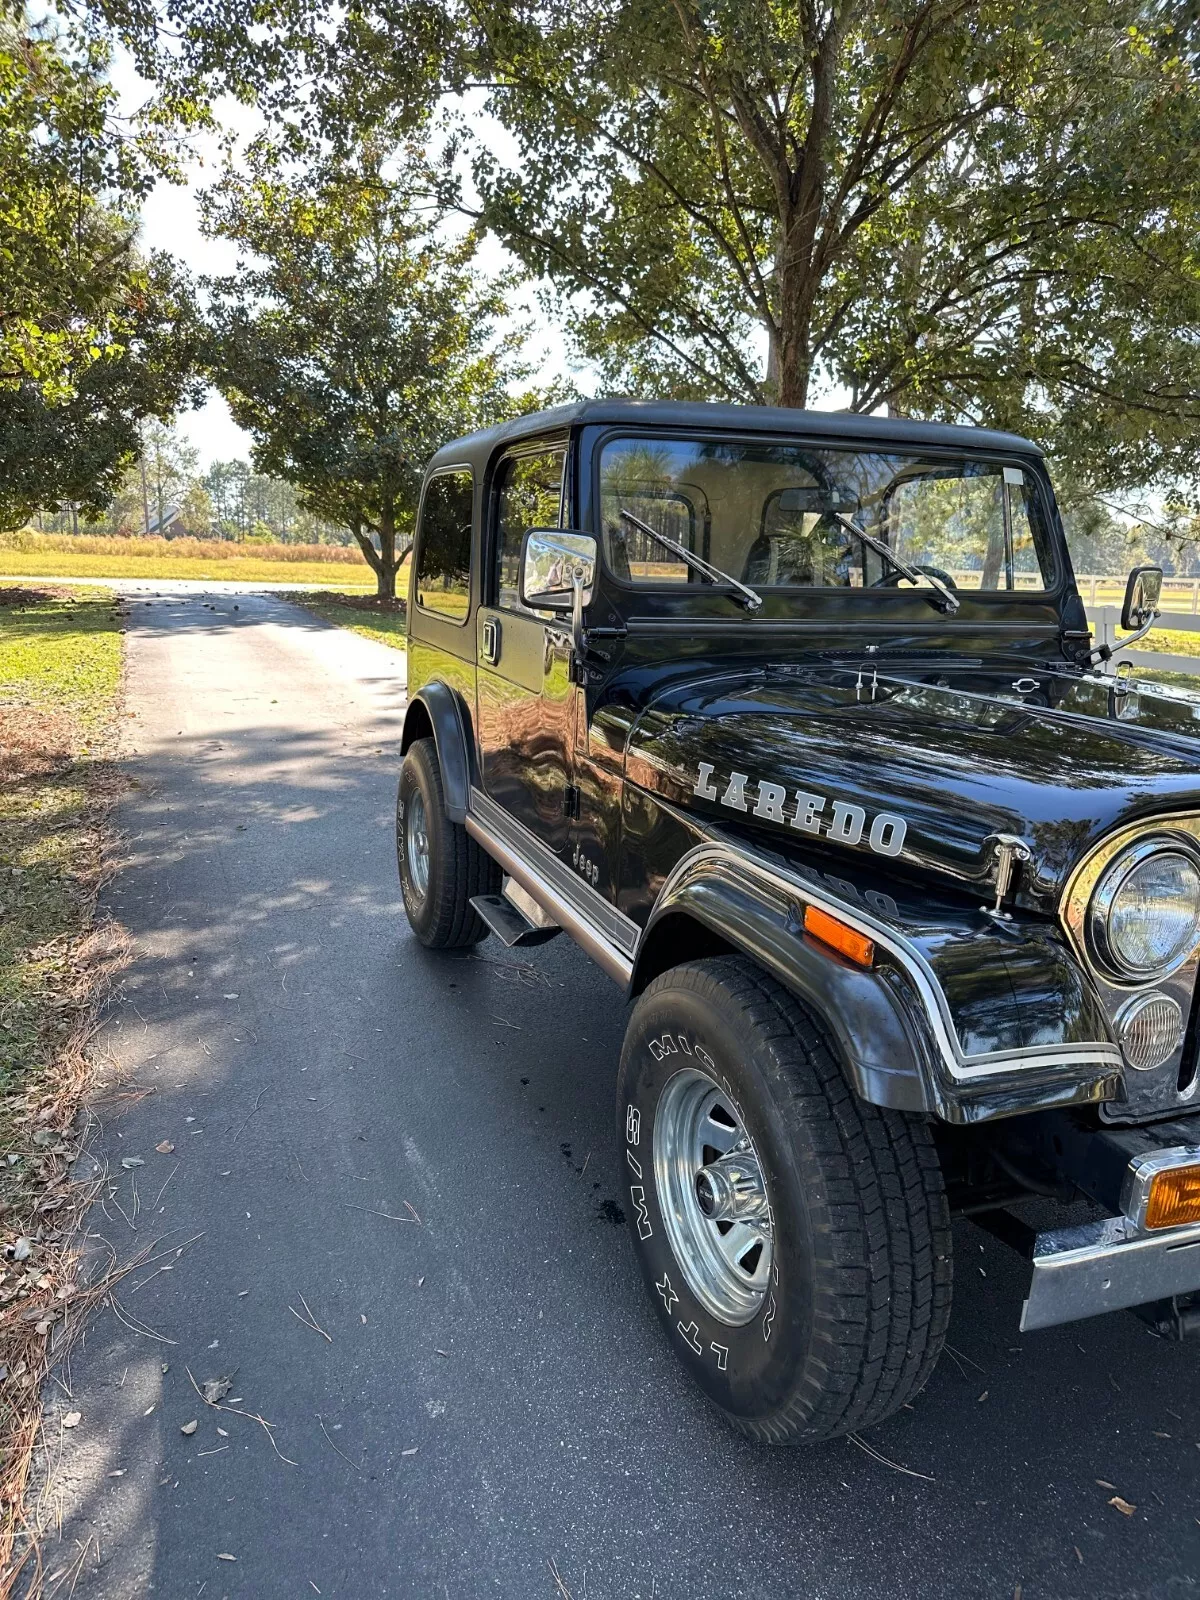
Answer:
[
  {"xmin": 1022, "ymin": 1212, "xmax": 1200, "ymax": 1331},
  {"xmin": 1008, "ymin": 1123, "xmax": 1200, "ymax": 1331}
]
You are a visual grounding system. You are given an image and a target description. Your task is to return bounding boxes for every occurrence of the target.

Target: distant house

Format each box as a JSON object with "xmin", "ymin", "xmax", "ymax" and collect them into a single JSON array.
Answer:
[{"xmin": 147, "ymin": 505, "xmax": 190, "ymax": 539}]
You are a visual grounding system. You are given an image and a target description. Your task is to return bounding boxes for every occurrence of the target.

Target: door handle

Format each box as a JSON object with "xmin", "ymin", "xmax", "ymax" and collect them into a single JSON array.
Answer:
[{"xmin": 482, "ymin": 618, "xmax": 501, "ymax": 665}]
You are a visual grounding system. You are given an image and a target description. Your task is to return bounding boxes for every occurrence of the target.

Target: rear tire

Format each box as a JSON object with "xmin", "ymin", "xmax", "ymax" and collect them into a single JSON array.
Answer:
[
  {"xmin": 397, "ymin": 737, "xmax": 498, "ymax": 949},
  {"xmin": 616, "ymin": 955, "xmax": 952, "ymax": 1443}
]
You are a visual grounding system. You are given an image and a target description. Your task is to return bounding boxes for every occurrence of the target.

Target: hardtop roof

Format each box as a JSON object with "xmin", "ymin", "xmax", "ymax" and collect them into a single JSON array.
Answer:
[{"xmin": 426, "ymin": 397, "xmax": 1042, "ymax": 475}]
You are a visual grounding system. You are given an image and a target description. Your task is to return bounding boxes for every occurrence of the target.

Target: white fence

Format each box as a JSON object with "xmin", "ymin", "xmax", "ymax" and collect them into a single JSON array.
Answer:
[{"xmin": 1076, "ymin": 575, "xmax": 1200, "ymax": 615}]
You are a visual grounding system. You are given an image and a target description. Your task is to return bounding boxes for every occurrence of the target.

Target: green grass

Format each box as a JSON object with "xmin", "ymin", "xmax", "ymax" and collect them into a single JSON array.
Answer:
[
  {"xmin": 0, "ymin": 586, "xmax": 123, "ymax": 713},
  {"xmin": 0, "ymin": 586, "xmax": 122, "ymax": 1103},
  {"xmin": 1142, "ymin": 626, "xmax": 1200, "ymax": 660},
  {"xmin": 0, "ymin": 549, "xmax": 375, "ymax": 587},
  {"xmin": 283, "ymin": 590, "xmax": 408, "ymax": 650}
]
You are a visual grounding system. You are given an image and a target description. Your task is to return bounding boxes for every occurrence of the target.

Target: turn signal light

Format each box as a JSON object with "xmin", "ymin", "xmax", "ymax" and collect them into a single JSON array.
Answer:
[
  {"xmin": 803, "ymin": 905, "xmax": 874, "ymax": 968},
  {"xmin": 1145, "ymin": 1165, "xmax": 1200, "ymax": 1230}
]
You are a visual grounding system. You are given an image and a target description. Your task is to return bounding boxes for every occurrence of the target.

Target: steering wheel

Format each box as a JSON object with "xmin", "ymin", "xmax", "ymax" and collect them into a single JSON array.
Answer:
[{"xmin": 871, "ymin": 563, "xmax": 959, "ymax": 592}]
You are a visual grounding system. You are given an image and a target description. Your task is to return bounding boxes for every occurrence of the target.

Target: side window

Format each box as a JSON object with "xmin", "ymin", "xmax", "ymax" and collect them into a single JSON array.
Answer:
[
  {"xmin": 494, "ymin": 448, "xmax": 566, "ymax": 612},
  {"xmin": 415, "ymin": 469, "xmax": 474, "ymax": 624}
]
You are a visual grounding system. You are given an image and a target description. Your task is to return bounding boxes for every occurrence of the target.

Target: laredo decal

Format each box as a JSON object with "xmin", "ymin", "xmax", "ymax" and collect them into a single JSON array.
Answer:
[{"xmin": 693, "ymin": 763, "xmax": 907, "ymax": 858}]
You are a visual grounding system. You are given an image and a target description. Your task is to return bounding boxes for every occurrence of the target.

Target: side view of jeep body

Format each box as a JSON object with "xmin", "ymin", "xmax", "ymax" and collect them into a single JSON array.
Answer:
[{"xmin": 398, "ymin": 398, "xmax": 1200, "ymax": 1443}]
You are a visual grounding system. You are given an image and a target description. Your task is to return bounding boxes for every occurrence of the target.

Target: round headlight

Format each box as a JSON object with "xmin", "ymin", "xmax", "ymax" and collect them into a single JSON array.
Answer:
[{"xmin": 1090, "ymin": 842, "xmax": 1200, "ymax": 981}]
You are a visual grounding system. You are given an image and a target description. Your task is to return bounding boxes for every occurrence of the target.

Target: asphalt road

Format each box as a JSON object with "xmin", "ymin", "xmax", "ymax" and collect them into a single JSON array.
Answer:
[{"xmin": 43, "ymin": 589, "xmax": 1200, "ymax": 1599}]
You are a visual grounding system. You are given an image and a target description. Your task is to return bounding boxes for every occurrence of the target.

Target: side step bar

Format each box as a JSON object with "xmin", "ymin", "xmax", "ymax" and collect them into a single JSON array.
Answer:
[{"xmin": 470, "ymin": 878, "xmax": 562, "ymax": 948}]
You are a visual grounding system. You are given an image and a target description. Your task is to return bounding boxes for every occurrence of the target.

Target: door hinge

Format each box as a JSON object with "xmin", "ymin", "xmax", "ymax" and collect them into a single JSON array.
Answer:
[{"xmin": 562, "ymin": 784, "xmax": 582, "ymax": 819}]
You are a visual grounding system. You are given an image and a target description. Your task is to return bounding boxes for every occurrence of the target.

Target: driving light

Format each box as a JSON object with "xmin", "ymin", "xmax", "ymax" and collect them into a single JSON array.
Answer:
[
  {"xmin": 1115, "ymin": 991, "xmax": 1184, "ymax": 1070},
  {"xmin": 1144, "ymin": 1164, "xmax": 1200, "ymax": 1230},
  {"xmin": 1089, "ymin": 842, "xmax": 1200, "ymax": 982}
]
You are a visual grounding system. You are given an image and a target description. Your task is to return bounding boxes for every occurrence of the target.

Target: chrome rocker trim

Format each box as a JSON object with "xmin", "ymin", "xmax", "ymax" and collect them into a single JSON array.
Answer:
[{"xmin": 466, "ymin": 788, "xmax": 638, "ymax": 986}]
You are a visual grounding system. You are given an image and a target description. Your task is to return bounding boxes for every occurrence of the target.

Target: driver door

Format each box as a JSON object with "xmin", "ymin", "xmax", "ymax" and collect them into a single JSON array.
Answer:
[{"xmin": 475, "ymin": 445, "xmax": 578, "ymax": 858}]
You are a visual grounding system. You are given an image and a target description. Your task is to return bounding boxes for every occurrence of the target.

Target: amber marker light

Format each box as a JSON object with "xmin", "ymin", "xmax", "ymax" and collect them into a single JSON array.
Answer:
[
  {"xmin": 1144, "ymin": 1164, "xmax": 1200, "ymax": 1230},
  {"xmin": 802, "ymin": 905, "xmax": 875, "ymax": 968}
]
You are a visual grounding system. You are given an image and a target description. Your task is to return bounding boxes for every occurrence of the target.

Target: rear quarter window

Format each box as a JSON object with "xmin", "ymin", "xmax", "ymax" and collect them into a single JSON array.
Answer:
[{"xmin": 415, "ymin": 469, "xmax": 474, "ymax": 624}]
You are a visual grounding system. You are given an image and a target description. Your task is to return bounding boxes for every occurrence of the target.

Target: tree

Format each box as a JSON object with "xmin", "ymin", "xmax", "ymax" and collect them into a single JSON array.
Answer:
[
  {"xmin": 136, "ymin": 422, "xmax": 199, "ymax": 533},
  {"xmin": 273, "ymin": 0, "xmax": 1200, "ymax": 496},
  {"xmin": 80, "ymin": 0, "xmax": 1200, "ymax": 502},
  {"xmin": 0, "ymin": 251, "xmax": 202, "ymax": 532},
  {"xmin": 202, "ymin": 458, "xmax": 251, "ymax": 536},
  {"xmin": 202, "ymin": 139, "xmax": 534, "ymax": 598},
  {"xmin": 455, "ymin": 4, "xmax": 1200, "ymax": 471},
  {"xmin": 0, "ymin": 6, "xmax": 201, "ymax": 530}
]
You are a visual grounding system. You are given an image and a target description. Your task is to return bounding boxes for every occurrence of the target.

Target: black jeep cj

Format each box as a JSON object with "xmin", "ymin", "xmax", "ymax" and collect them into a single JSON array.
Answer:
[{"xmin": 397, "ymin": 398, "xmax": 1200, "ymax": 1444}]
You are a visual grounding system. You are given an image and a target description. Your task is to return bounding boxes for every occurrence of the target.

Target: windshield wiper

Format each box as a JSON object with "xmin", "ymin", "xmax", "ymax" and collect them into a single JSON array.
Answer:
[
  {"xmin": 619, "ymin": 508, "xmax": 762, "ymax": 612},
  {"xmin": 830, "ymin": 512, "xmax": 961, "ymax": 615}
]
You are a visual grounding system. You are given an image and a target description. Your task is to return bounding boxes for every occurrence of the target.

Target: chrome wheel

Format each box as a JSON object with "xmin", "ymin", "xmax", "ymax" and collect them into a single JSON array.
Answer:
[
  {"xmin": 404, "ymin": 789, "xmax": 430, "ymax": 899},
  {"xmin": 652, "ymin": 1067, "xmax": 773, "ymax": 1326}
]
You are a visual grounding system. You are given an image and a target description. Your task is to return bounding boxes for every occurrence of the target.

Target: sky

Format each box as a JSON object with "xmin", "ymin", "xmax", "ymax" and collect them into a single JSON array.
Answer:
[{"xmin": 112, "ymin": 50, "xmax": 261, "ymax": 468}]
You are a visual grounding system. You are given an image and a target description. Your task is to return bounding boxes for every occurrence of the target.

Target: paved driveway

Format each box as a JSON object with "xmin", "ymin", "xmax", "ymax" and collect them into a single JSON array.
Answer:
[{"xmin": 44, "ymin": 591, "xmax": 1200, "ymax": 1598}]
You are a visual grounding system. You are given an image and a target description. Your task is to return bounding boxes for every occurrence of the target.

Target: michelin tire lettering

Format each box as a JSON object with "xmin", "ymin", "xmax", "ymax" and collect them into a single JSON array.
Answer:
[{"xmin": 693, "ymin": 763, "xmax": 906, "ymax": 858}]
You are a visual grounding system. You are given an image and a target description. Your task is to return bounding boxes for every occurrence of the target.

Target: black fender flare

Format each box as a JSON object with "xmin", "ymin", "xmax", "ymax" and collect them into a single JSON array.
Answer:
[
  {"xmin": 400, "ymin": 681, "xmax": 473, "ymax": 824},
  {"xmin": 632, "ymin": 851, "xmax": 936, "ymax": 1114}
]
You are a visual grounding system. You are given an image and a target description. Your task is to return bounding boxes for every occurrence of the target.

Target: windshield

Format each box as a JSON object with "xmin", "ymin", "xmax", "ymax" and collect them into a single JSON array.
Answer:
[{"xmin": 599, "ymin": 436, "xmax": 1055, "ymax": 596}]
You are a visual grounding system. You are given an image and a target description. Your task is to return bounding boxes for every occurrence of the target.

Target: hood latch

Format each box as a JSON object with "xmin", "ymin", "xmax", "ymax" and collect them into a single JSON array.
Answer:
[{"xmin": 985, "ymin": 833, "xmax": 1033, "ymax": 918}]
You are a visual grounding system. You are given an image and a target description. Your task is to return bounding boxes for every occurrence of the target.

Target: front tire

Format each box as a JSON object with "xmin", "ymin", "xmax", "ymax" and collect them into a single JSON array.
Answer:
[
  {"xmin": 616, "ymin": 956, "xmax": 952, "ymax": 1443},
  {"xmin": 397, "ymin": 737, "xmax": 498, "ymax": 948}
]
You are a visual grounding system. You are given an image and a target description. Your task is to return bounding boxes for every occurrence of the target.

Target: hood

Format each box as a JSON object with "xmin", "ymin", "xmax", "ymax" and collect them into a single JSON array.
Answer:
[{"xmin": 623, "ymin": 663, "xmax": 1200, "ymax": 913}]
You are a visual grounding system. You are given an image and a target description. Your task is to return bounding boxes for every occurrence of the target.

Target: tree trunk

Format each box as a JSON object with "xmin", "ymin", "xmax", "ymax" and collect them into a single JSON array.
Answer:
[
  {"xmin": 775, "ymin": 250, "xmax": 815, "ymax": 409},
  {"xmin": 140, "ymin": 453, "xmax": 150, "ymax": 537},
  {"xmin": 350, "ymin": 520, "xmax": 387, "ymax": 597},
  {"xmin": 377, "ymin": 500, "xmax": 400, "ymax": 601}
]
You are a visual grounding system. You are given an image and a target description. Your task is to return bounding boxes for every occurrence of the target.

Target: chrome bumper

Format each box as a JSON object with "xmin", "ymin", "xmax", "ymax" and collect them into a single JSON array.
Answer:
[{"xmin": 1021, "ymin": 1213, "xmax": 1200, "ymax": 1331}]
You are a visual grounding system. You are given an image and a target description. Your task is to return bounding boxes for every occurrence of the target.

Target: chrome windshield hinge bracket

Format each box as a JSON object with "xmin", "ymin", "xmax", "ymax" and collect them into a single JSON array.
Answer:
[
  {"xmin": 985, "ymin": 832, "xmax": 1032, "ymax": 918},
  {"xmin": 854, "ymin": 664, "xmax": 878, "ymax": 702}
]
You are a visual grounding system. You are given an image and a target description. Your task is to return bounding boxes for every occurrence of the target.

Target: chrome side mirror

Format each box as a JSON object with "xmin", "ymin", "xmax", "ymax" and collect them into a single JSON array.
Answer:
[
  {"xmin": 519, "ymin": 529, "xmax": 597, "ymax": 611},
  {"xmin": 1121, "ymin": 564, "xmax": 1163, "ymax": 631}
]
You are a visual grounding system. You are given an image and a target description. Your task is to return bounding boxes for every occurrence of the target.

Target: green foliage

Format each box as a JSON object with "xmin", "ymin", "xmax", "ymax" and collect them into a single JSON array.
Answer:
[
  {"xmin": 201, "ymin": 458, "xmax": 351, "ymax": 543},
  {"xmin": 202, "ymin": 138, "xmax": 535, "ymax": 597},
  {"xmin": 0, "ymin": 7, "xmax": 201, "ymax": 530},
  {"xmin": 1, "ymin": 7, "xmax": 138, "ymax": 403},
  {"xmin": 0, "ymin": 251, "xmax": 203, "ymax": 532},
  {"xmin": 73, "ymin": 0, "xmax": 1200, "ymax": 498},
  {"xmin": 333, "ymin": 0, "xmax": 1200, "ymax": 495}
]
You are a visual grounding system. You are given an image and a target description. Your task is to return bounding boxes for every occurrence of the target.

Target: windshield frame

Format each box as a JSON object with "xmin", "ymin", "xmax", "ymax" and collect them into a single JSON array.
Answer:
[{"xmin": 589, "ymin": 426, "xmax": 1066, "ymax": 611}]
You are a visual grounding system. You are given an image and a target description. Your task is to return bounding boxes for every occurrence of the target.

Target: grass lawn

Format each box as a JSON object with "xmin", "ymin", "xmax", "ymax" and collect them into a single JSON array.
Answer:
[
  {"xmin": 0, "ymin": 584, "xmax": 126, "ymax": 1572},
  {"xmin": 0, "ymin": 548, "xmax": 375, "ymax": 588},
  {"xmin": 1143, "ymin": 626, "xmax": 1200, "ymax": 660},
  {"xmin": 283, "ymin": 590, "xmax": 408, "ymax": 649}
]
